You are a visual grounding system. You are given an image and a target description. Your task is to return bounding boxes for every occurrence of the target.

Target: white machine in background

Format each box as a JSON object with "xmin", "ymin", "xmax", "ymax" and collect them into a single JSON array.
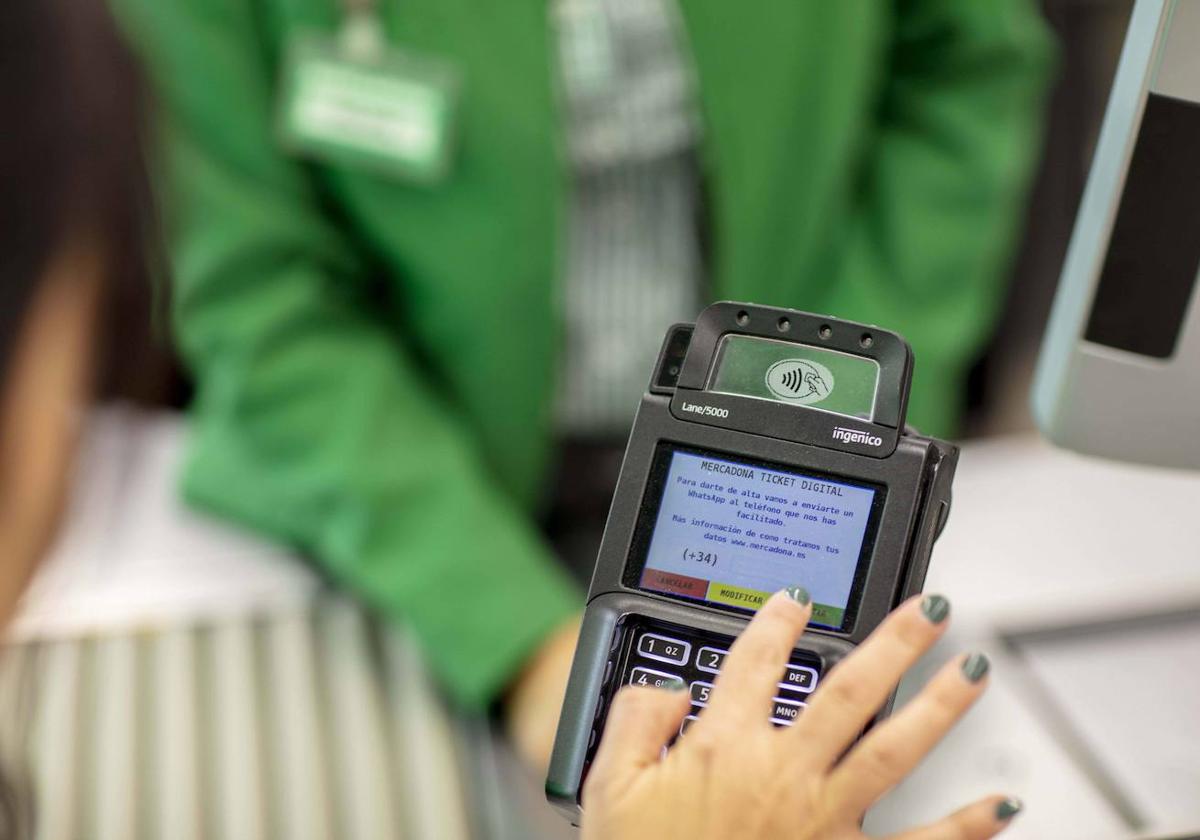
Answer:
[
  {"xmin": 1031, "ymin": 3, "xmax": 1200, "ymax": 826},
  {"xmin": 869, "ymin": 4, "xmax": 1200, "ymax": 839},
  {"xmin": 1034, "ymin": 0, "xmax": 1200, "ymax": 469}
]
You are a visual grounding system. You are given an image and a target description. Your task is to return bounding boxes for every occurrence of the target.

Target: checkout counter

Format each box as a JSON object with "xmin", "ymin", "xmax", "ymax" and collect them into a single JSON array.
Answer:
[{"xmin": 7, "ymin": 407, "xmax": 1199, "ymax": 840}]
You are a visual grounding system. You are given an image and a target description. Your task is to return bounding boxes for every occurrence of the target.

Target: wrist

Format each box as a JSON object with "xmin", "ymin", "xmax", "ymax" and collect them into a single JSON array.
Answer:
[{"xmin": 503, "ymin": 614, "xmax": 582, "ymax": 771}]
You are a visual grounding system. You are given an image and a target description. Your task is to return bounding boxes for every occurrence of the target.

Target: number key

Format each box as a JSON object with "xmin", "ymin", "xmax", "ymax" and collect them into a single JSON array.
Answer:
[
  {"xmin": 689, "ymin": 680, "xmax": 713, "ymax": 706},
  {"xmin": 696, "ymin": 646, "xmax": 727, "ymax": 674},
  {"xmin": 637, "ymin": 633, "xmax": 692, "ymax": 666},
  {"xmin": 770, "ymin": 697, "xmax": 806, "ymax": 726},
  {"xmin": 629, "ymin": 666, "xmax": 685, "ymax": 690},
  {"xmin": 778, "ymin": 664, "xmax": 819, "ymax": 694}
]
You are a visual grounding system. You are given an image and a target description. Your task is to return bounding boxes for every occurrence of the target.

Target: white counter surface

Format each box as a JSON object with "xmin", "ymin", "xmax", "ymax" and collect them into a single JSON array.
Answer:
[
  {"xmin": 14, "ymin": 410, "xmax": 1200, "ymax": 839},
  {"xmin": 866, "ymin": 435, "xmax": 1200, "ymax": 840}
]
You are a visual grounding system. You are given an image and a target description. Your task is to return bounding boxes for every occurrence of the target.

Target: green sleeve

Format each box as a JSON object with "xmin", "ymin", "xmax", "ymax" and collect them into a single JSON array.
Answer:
[
  {"xmin": 816, "ymin": 0, "xmax": 1056, "ymax": 436},
  {"xmin": 112, "ymin": 0, "xmax": 580, "ymax": 709}
]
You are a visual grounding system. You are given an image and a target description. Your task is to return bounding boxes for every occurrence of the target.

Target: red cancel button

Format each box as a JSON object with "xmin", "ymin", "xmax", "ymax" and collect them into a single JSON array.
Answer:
[{"xmin": 640, "ymin": 569, "xmax": 709, "ymax": 599}]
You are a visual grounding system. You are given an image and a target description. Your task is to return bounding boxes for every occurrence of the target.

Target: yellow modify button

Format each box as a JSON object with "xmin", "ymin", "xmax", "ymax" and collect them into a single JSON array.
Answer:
[{"xmin": 705, "ymin": 582, "xmax": 769, "ymax": 610}]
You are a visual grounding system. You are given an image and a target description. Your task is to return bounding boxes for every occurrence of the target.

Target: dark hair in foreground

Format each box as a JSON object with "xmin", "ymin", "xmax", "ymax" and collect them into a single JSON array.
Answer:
[
  {"xmin": 0, "ymin": 0, "xmax": 143, "ymax": 388},
  {"xmin": 0, "ymin": 2, "xmax": 144, "ymax": 835}
]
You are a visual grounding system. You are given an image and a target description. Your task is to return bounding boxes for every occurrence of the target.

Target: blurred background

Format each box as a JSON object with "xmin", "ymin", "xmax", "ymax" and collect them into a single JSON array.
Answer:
[
  {"xmin": 3, "ymin": 2, "xmax": 1199, "ymax": 840},
  {"xmin": 94, "ymin": 1, "xmax": 1139, "ymax": 440}
]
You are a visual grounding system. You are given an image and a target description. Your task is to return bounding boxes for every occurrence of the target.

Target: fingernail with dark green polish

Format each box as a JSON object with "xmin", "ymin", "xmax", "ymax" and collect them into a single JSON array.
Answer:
[
  {"xmin": 920, "ymin": 594, "xmax": 950, "ymax": 624},
  {"xmin": 785, "ymin": 585, "xmax": 811, "ymax": 606},
  {"xmin": 995, "ymin": 797, "xmax": 1022, "ymax": 821},
  {"xmin": 962, "ymin": 652, "xmax": 990, "ymax": 683},
  {"xmin": 666, "ymin": 680, "xmax": 687, "ymax": 692}
]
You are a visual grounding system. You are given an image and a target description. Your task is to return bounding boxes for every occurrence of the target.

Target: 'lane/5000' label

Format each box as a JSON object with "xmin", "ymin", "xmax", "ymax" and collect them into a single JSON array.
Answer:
[{"xmin": 680, "ymin": 401, "xmax": 729, "ymax": 419}]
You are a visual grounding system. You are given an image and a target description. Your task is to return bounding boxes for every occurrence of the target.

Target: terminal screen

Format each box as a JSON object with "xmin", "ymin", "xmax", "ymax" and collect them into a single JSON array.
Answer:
[{"xmin": 633, "ymin": 448, "xmax": 882, "ymax": 630}]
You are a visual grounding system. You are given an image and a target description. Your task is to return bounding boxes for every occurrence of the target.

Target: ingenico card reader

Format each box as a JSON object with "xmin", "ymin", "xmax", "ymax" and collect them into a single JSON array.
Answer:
[{"xmin": 546, "ymin": 302, "xmax": 959, "ymax": 821}]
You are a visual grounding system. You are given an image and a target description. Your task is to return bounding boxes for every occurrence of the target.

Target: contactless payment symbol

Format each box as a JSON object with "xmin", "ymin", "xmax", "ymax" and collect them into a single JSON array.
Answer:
[{"xmin": 765, "ymin": 358, "xmax": 834, "ymax": 405}]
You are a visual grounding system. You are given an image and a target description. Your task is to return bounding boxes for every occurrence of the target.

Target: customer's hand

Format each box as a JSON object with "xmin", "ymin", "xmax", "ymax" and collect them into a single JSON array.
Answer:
[
  {"xmin": 583, "ymin": 591, "xmax": 1021, "ymax": 840},
  {"xmin": 504, "ymin": 615, "xmax": 582, "ymax": 774}
]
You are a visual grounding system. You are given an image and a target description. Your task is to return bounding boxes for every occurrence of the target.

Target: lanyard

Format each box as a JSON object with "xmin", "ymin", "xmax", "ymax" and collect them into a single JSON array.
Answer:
[
  {"xmin": 279, "ymin": 0, "xmax": 460, "ymax": 182},
  {"xmin": 337, "ymin": 0, "xmax": 386, "ymax": 59}
]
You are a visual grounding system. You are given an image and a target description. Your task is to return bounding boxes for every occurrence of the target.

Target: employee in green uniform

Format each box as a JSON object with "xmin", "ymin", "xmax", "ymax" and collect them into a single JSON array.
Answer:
[{"xmin": 111, "ymin": 0, "xmax": 1052, "ymax": 771}]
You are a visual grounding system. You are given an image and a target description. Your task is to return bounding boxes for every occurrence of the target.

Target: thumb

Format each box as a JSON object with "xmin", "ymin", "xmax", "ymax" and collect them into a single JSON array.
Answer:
[{"xmin": 585, "ymin": 684, "xmax": 691, "ymax": 792}]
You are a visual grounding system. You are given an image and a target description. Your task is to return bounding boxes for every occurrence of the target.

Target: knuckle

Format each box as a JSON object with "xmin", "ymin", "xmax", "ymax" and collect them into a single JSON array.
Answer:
[
  {"xmin": 856, "ymin": 740, "xmax": 908, "ymax": 786},
  {"xmin": 925, "ymin": 678, "xmax": 968, "ymax": 723},
  {"xmin": 680, "ymin": 722, "xmax": 723, "ymax": 766},
  {"xmin": 819, "ymin": 673, "xmax": 868, "ymax": 711},
  {"xmin": 891, "ymin": 608, "xmax": 937, "ymax": 652},
  {"xmin": 612, "ymin": 685, "xmax": 661, "ymax": 717},
  {"xmin": 733, "ymin": 626, "xmax": 793, "ymax": 671},
  {"xmin": 941, "ymin": 810, "xmax": 975, "ymax": 840}
]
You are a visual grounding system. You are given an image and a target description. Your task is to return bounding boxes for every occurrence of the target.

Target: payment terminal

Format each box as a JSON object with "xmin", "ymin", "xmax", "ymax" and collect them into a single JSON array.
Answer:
[{"xmin": 546, "ymin": 302, "xmax": 959, "ymax": 822}]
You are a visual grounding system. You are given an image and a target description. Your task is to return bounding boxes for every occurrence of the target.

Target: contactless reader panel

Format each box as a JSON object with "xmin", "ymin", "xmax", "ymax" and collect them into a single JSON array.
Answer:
[{"xmin": 546, "ymin": 302, "xmax": 959, "ymax": 822}]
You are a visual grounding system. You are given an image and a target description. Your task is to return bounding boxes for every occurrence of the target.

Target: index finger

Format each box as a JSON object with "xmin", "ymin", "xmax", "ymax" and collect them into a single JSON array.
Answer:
[{"xmin": 700, "ymin": 587, "xmax": 813, "ymax": 727}]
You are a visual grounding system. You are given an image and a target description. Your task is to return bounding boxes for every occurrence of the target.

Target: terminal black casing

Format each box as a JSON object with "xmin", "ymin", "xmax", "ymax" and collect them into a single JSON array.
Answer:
[{"xmin": 546, "ymin": 302, "xmax": 958, "ymax": 824}]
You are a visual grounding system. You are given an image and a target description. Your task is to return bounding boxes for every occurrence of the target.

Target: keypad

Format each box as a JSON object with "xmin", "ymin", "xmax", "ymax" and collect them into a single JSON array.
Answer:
[
  {"xmin": 581, "ymin": 618, "xmax": 825, "ymax": 789},
  {"xmin": 620, "ymin": 623, "xmax": 821, "ymax": 732}
]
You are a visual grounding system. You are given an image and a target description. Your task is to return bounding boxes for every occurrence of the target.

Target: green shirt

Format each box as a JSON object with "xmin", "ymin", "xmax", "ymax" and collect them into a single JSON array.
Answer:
[{"xmin": 112, "ymin": 0, "xmax": 1053, "ymax": 708}]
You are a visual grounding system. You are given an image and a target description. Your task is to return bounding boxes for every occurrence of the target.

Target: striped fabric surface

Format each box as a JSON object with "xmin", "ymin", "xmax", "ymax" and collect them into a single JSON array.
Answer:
[
  {"xmin": 552, "ymin": 0, "xmax": 705, "ymax": 434},
  {"xmin": 0, "ymin": 596, "xmax": 559, "ymax": 840}
]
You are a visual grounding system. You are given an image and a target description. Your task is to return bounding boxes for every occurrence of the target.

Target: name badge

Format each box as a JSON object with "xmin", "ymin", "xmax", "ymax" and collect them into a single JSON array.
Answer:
[{"xmin": 278, "ymin": 32, "xmax": 460, "ymax": 183}]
